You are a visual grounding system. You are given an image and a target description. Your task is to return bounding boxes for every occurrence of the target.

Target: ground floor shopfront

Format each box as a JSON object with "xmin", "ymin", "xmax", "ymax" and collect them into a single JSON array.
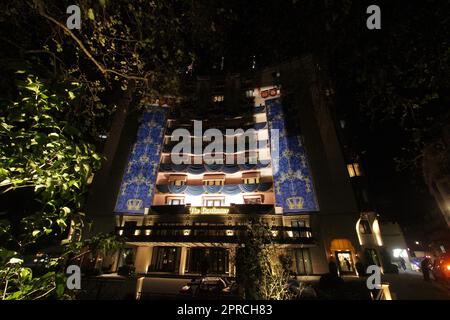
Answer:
[
  {"xmin": 106, "ymin": 212, "xmax": 365, "ymax": 277},
  {"xmin": 114, "ymin": 244, "xmax": 325, "ymax": 277}
]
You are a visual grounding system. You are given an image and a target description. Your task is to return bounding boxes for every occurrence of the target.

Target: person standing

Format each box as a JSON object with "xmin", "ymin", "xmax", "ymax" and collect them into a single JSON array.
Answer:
[
  {"xmin": 344, "ymin": 258, "xmax": 352, "ymax": 272},
  {"xmin": 399, "ymin": 257, "xmax": 407, "ymax": 271},
  {"xmin": 420, "ymin": 257, "xmax": 431, "ymax": 281}
]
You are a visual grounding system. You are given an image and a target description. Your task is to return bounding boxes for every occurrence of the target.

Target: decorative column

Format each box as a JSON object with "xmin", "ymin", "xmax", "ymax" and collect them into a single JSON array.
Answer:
[
  {"xmin": 179, "ymin": 247, "xmax": 188, "ymax": 275},
  {"xmin": 134, "ymin": 246, "xmax": 153, "ymax": 274},
  {"xmin": 228, "ymin": 247, "xmax": 236, "ymax": 277}
]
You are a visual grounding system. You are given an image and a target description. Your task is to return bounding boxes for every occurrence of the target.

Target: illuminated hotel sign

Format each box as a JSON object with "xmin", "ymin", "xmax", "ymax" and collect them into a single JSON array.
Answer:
[{"xmin": 189, "ymin": 207, "xmax": 230, "ymax": 214}]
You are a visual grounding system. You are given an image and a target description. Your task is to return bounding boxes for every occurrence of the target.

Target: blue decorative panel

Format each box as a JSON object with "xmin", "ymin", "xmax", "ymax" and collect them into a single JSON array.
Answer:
[
  {"xmin": 266, "ymin": 98, "xmax": 319, "ymax": 213},
  {"xmin": 114, "ymin": 107, "xmax": 167, "ymax": 214},
  {"xmin": 154, "ymin": 182, "xmax": 273, "ymax": 195}
]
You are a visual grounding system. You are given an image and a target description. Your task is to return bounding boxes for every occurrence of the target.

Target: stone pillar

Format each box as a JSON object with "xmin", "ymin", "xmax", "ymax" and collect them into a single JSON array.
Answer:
[
  {"xmin": 228, "ymin": 247, "xmax": 236, "ymax": 277},
  {"xmin": 134, "ymin": 246, "xmax": 153, "ymax": 274},
  {"xmin": 179, "ymin": 247, "xmax": 187, "ymax": 275}
]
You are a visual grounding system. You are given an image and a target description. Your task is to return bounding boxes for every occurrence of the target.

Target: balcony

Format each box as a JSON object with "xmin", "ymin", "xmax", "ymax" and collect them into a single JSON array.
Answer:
[
  {"xmin": 116, "ymin": 224, "xmax": 315, "ymax": 246},
  {"xmin": 148, "ymin": 204, "xmax": 275, "ymax": 215}
]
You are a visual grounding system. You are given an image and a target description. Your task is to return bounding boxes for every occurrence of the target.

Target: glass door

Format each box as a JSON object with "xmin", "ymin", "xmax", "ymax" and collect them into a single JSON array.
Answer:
[
  {"xmin": 335, "ymin": 251, "xmax": 355, "ymax": 274},
  {"xmin": 154, "ymin": 247, "xmax": 179, "ymax": 272},
  {"xmin": 295, "ymin": 248, "xmax": 313, "ymax": 275}
]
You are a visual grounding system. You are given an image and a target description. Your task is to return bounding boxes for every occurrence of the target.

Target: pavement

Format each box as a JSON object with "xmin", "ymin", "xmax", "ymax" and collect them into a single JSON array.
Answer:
[
  {"xmin": 140, "ymin": 277, "xmax": 187, "ymax": 297},
  {"xmin": 381, "ymin": 270, "xmax": 450, "ymax": 300},
  {"xmin": 89, "ymin": 271, "xmax": 450, "ymax": 300}
]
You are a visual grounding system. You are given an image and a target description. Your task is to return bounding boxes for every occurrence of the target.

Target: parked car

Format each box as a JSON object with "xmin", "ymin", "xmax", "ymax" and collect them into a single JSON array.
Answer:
[
  {"xmin": 431, "ymin": 254, "xmax": 450, "ymax": 283},
  {"xmin": 178, "ymin": 277, "xmax": 239, "ymax": 299}
]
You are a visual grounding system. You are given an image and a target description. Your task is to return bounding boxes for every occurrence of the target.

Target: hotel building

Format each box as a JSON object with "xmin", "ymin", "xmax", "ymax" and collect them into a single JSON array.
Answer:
[{"xmin": 92, "ymin": 56, "xmax": 373, "ymax": 277}]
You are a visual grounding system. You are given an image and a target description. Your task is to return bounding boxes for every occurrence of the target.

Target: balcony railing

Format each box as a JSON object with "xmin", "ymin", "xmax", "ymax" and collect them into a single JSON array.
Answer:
[
  {"xmin": 116, "ymin": 224, "xmax": 314, "ymax": 245},
  {"xmin": 147, "ymin": 204, "xmax": 275, "ymax": 215}
]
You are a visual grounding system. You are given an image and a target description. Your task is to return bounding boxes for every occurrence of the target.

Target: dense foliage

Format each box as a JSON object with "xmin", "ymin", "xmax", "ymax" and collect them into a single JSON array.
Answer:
[
  {"xmin": 0, "ymin": 74, "xmax": 103, "ymax": 299},
  {"xmin": 236, "ymin": 221, "xmax": 291, "ymax": 300},
  {"xmin": 0, "ymin": 0, "xmax": 222, "ymax": 299}
]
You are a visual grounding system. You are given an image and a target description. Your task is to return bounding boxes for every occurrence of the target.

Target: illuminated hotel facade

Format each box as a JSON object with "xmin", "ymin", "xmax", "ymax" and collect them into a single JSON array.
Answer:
[{"xmin": 102, "ymin": 57, "xmax": 380, "ymax": 277}]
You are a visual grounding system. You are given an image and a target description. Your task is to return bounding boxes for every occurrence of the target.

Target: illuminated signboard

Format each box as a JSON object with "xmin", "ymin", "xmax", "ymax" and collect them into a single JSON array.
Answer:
[{"xmin": 189, "ymin": 207, "xmax": 230, "ymax": 214}]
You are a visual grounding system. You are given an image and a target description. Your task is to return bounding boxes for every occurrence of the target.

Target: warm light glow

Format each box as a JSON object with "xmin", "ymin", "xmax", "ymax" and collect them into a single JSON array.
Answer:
[
  {"xmin": 372, "ymin": 219, "xmax": 383, "ymax": 246},
  {"xmin": 393, "ymin": 248, "xmax": 408, "ymax": 258},
  {"xmin": 353, "ymin": 163, "xmax": 361, "ymax": 176},
  {"xmin": 446, "ymin": 265, "xmax": 450, "ymax": 271},
  {"xmin": 180, "ymin": 192, "xmax": 274, "ymax": 207},
  {"xmin": 347, "ymin": 163, "xmax": 362, "ymax": 177},
  {"xmin": 347, "ymin": 164, "xmax": 355, "ymax": 177},
  {"xmin": 189, "ymin": 207, "xmax": 230, "ymax": 214},
  {"xmin": 355, "ymin": 218, "xmax": 363, "ymax": 245}
]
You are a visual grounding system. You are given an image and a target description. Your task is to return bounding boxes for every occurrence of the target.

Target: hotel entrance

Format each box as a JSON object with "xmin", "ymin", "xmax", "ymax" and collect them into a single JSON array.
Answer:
[
  {"xmin": 330, "ymin": 239, "xmax": 357, "ymax": 275},
  {"xmin": 186, "ymin": 248, "xmax": 229, "ymax": 275},
  {"xmin": 335, "ymin": 251, "xmax": 355, "ymax": 274}
]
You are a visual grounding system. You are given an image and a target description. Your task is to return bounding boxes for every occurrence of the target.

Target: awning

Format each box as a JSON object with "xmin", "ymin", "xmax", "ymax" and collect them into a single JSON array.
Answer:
[{"xmin": 330, "ymin": 238, "xmax": 356, "ymax": 252}]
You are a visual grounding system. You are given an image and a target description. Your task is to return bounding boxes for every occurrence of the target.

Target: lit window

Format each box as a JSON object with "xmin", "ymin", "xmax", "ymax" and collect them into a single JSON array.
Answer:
[
  {"xmin": 245, "ymin": 89, "xmax": 254, "ymax": 98},
  {"xmin": 353, "ymin": 163, "xmax": 361, "ymax": 176},
  {"xmin": 203, "ymin": 198, "xmax": 224, "ymax": 207},
  {"xmin": 166, "ymin": 197, "xmax": 184, "ymax": 205},
  {"xmin": 292, "ymin": 220, "xmax": 306, "ymax": 228},
  {"xmin": 243, "ymin": 177, "xmax": 260, "ymax": 184},
  {"xmin": 242, "ymin": 172, "xmax": 260, "ymax": 184},
  {"xmin": 168, "ymin": 175, "xmax": 187, "ymax": 185},
  {"xmin": 347, "ymin": 163, "xmax": 362, "ymax": 177},
  {"xmin": 203, "ymin": 179, "xmax": 224, "ymax": 186},
  {"xmin": 213, "ymin": 95, "xmax": 224, "ymax": 102},
  {"xmin": 244, "ymin": 196, "xmax": 262, "ymax": 204},
  {"xmin": 203, "ymin": 175, "xmax": 225, "ymax": 186},
  {"xmin": 291, "ymin": 220, "xmax": 310, "ymax": 238}
]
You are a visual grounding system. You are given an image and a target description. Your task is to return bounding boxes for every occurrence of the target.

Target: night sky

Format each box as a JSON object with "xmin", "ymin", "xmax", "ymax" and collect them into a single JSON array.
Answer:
[{"xmin": 191, "ymin": 0, "xmax": 447, "ymax": 245}]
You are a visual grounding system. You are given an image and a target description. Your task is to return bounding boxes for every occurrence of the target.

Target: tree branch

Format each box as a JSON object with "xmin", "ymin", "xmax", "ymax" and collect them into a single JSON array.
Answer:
[{"xmin": 35, "ymin": 1, "xmax": 148, "ymax": 84}]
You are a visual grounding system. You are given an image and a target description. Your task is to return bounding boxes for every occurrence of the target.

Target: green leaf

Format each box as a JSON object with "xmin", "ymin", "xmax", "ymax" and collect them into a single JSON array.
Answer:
[
  {"xmin": 57, "ymin": 219, "xmax": 67, "ymax": 229},
  {"xmin": 48, "ymin": 132, "xmax": 59, "ymax": 139},
  {"xmin": 56, "ymin": 283, "xmax": 65, "ymax": 297},
  {"xmin": 20, "ymin": 268, "xmax": 32, "ymax": 280},
  {"xmin": 88, "ymin": 8, "xmax": 95, "ymax": 20},
  {"xmin": 68, "ymin": 91, "xmax": 76, "ymax": 100}
]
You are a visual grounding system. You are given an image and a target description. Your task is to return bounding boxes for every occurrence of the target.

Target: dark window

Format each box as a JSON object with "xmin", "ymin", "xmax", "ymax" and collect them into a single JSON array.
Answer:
[
  {"xmin": 295, "ymin": 248, "xmax": 312, "ymax": 275},
  {"xmin": 359, "ymin": 220, "xmax": 372, "ymax": 234},
  {"xmin": 123, "ymin": 221, "xmax": 137, "ymax": 237}
]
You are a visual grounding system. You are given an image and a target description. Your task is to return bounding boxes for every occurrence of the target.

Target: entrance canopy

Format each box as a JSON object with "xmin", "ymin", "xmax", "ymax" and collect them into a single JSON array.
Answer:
[{"xmin": 330, "ymin": 238, "xmax": 355, "ymax": 253}]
